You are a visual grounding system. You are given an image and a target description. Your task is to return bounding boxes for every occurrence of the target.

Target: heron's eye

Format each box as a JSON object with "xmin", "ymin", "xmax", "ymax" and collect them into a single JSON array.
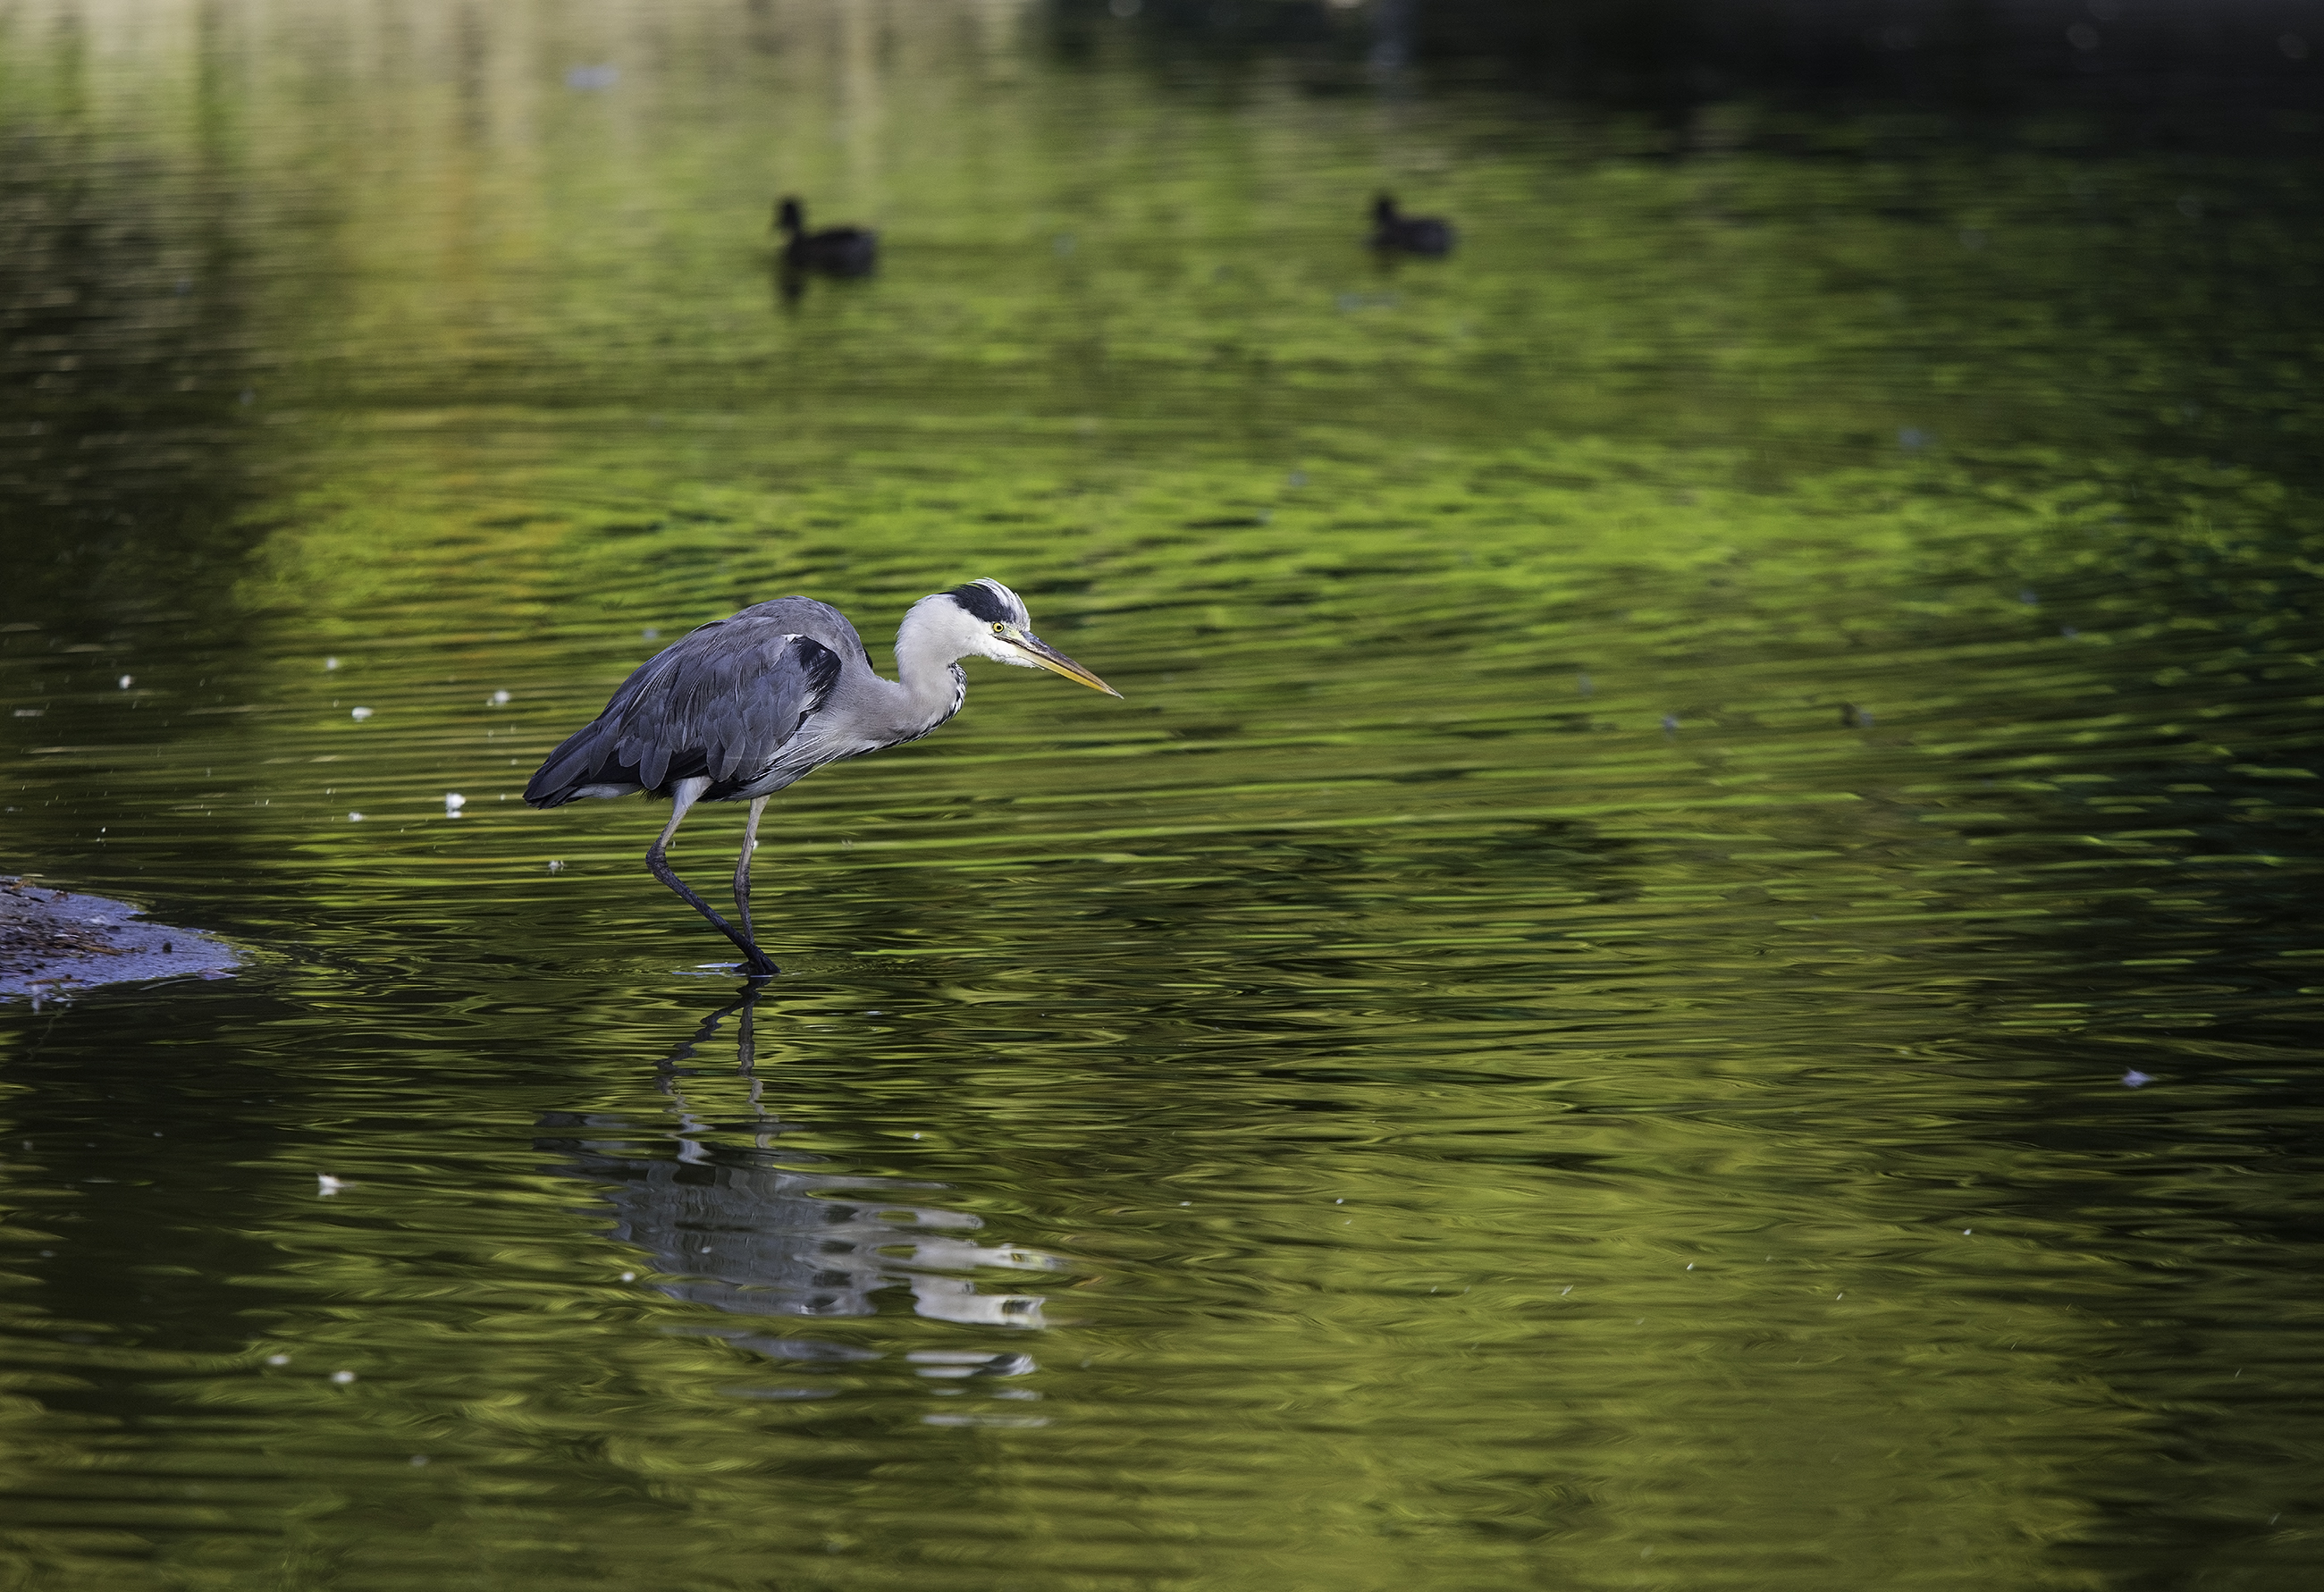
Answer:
[{"xmin": 991, "ymin": 622, "xmax": 1006, "ymax": 635}]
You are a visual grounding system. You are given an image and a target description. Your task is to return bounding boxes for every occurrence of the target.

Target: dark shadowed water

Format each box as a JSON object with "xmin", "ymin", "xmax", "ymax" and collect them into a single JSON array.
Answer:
[{"xmin": 4, "ymin": 2, "xmax": 2322, "ymax": 1588}]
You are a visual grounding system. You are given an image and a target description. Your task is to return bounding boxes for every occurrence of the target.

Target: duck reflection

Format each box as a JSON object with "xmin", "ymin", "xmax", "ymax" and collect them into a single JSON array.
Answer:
[{"xmin": 537, "ymin": 990, "xmax": 1059, "ymax": 1345}]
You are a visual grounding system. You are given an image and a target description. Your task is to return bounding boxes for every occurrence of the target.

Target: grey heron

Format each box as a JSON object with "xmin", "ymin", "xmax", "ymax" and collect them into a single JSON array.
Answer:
[
  {"xmin": 524, "ymin": 578, "xmax": 1119, "ymax": 977},
  {"xmin": 1369, "ymin": 194, "xmax": 1455, "ymax": 257}
]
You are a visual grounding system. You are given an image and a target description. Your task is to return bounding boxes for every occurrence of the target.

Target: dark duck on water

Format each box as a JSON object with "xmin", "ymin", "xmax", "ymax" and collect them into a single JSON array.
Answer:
[
  {"xmin": 774, "ymin": 196, "xmax": 879, "ymax": 276},
  {"xmin": 1369, "ymin": 193, "xmax": 1454, "ymax": 256}
]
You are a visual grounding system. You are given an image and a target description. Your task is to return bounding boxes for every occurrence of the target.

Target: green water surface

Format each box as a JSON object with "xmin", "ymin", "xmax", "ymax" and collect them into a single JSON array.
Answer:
[{"xmin": 3, "ymin": 2, "xmax": 2322, "ymax": 1588}]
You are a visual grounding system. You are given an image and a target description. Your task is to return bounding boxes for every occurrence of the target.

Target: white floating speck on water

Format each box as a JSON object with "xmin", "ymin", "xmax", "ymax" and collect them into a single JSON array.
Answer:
[
  {"xmin": 619, "ymin": 1271, "xmax": 636, "ymax": 1282},
  {"xmin": 324, "ymin": 657, "xmax": 339, "ymax": 670},
  {"xmin": 330, "ymin": 1370, "xmax": 356, "ymax": 1384},
  {"xmin": 118, "ymin": 675, "xmax": 132, "ymax": 688},
  {"xmin": 349, "ymin": 706, "xmax": 373, "ymax": 720},
  {"xmin": 317, "ymin": 1175, "xmax": 347, "ymax": 1194},
  {"xmin": 348, "ymin": 813, "xmax": 363, "ymax": 822},
  {"xmin": 489, "ymin": 689, "xmax": 510, "ymax": 705},
  {"xmin": 546, "ymin": 860, "xmax": 564, "ymax": 872},
  {"xmin": 2122, "ymin": 1069, "xmax": 2154, "ymax": 1088},
  {"xmin": 265, "ymin": 1354, "xmax": 290, "ymax": 1366},
  {"xmin": 444, "ymin": 793, "xmax": 466, "ymax": 814}
]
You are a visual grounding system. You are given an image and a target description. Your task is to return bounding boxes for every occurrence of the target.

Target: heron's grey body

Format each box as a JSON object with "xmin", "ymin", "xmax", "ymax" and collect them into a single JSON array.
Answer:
[
  {"xmin": 525, "ymin": 579, "xmax": 1118, "ymax": 977},
  {"xmin": 527, "ymin": 596, "xmax": 952, "ymax": 806}
]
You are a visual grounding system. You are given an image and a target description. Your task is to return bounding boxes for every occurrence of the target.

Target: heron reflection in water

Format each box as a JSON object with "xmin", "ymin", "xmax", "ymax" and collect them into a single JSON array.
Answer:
[
  {"xmin": 525, "ymin": 579, "xmax": 1120, "ymax": 975},
  {"xmin": 537, "ymin": 990, "xmax": 1062, "ymax": 1362}
]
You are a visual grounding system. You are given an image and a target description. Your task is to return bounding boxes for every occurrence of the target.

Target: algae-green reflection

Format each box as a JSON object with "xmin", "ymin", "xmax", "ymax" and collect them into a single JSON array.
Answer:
[{"xmin": 2, "ymin": 1, "xmax": 2321, "ymax": 1588}]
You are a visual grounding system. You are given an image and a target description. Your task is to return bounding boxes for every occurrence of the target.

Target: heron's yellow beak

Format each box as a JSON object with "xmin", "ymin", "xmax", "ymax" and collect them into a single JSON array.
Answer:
[{"xmin": 1009, "ymin": 632, "xmax": 1123, "ymax": 697}]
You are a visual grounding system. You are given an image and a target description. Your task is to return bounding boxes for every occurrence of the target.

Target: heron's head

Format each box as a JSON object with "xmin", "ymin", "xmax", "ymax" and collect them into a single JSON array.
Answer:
[{"xmin": 911, "ymin": 577, "xmax": 1122, "ymax": 696}]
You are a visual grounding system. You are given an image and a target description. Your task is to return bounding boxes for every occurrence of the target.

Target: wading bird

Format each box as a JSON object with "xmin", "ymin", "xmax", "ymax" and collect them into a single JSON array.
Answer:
[
  {"xmin": 775, "ymin": 196, "xmax": 879, "ymax": 276},
  {"xmin": 1369, "ymin": 193, "xmax": 1455, "ymax": 257},
  {"xmin": 525, "ymin": 580, "xmax": 1119, "ymax": 978}
]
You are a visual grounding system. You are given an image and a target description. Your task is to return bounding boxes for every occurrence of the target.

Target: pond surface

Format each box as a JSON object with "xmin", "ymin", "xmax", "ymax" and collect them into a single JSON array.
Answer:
[{"xmin": 4, "ymin": 2, "xmax": 2322, "ymax": 1588}]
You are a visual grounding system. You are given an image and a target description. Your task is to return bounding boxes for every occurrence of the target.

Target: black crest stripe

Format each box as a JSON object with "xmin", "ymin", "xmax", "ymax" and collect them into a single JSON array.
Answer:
[{"xmin": 947, "ymin": 581, "xmax": 1015, "ymax": 623}]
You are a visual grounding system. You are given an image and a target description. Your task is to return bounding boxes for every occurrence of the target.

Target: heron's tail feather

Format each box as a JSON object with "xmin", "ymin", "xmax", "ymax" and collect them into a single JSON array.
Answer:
[{"xmin": 524, "ymin": 720, "xmax": 629, "ymax": 807}]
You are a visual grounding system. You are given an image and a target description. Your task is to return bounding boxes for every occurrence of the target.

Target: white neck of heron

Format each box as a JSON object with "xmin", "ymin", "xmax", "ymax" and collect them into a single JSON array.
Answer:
[{"xmin": 890, "ymin": 605, "xmax": 971, "ymax": 729}]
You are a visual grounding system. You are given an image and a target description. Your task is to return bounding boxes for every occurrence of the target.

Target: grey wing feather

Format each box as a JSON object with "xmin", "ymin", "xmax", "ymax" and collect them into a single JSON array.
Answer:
[
  {"xmin": 723, "ymin": 597, "xmax": 870, "ymax": 670},
  {"xmin": 526, "ymin": 620, "xmax": 844, "ymax": 806}
]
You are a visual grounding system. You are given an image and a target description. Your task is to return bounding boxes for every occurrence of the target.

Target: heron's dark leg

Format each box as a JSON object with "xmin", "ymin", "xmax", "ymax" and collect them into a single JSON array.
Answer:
[
  {"xmin": 646, "ymin": 778, "xmax": 779, "ymax": 977},
  {"xmin": 733, "ymin": 796, "xmax": 770, "ymax": 941}
]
